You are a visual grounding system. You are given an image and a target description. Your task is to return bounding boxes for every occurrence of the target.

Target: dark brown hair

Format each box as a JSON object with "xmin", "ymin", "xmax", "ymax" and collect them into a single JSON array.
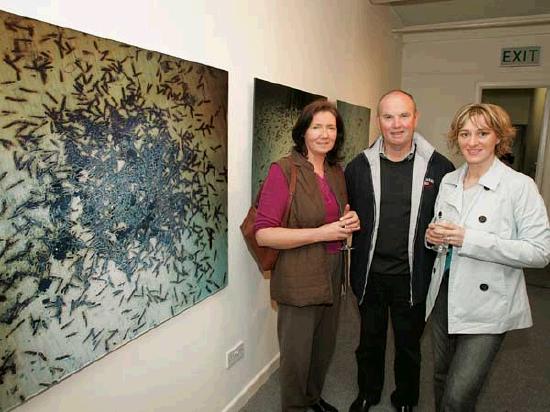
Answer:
[{"xmin": 292, "ymin": 99, "xmax": 344, "ymax": 165}]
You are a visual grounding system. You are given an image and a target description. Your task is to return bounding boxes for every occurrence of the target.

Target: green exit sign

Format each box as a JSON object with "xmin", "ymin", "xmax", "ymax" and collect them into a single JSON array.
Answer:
[{"xmin": 500, "ymin": 47, "xmax": 541, "ymax": 66}]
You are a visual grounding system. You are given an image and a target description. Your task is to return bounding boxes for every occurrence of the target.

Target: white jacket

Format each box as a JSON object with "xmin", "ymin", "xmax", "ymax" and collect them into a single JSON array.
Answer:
[{"xmin": 426, "ymin": 158, "xmax": 550, "ymax": 334}]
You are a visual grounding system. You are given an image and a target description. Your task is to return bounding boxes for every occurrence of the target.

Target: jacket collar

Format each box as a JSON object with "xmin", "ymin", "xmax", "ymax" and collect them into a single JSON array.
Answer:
[
  {"xmin": 364, "ymin": 132, "xmax": 434, "ymax": 163},
  {"xmin": 290, "ymin": 149, "xmax": 313, "ymax": 169},
  {"xmin": 379, "ymin": 141, "xmax": 416, "ymax": 161},
  {"xmin": 445, "ymin": 157, "xmax": 505, "ymax": 191},
  {"xmin": 288, "ymin": 149, "xmax": 346, "ymax": 211},
  {"xmin": 290, "ymin": 148, "xmax": 340, "ymax": 174},
  {"xmin": 442, "ymin": 157, "xmax": 505, "ymax": 215}
]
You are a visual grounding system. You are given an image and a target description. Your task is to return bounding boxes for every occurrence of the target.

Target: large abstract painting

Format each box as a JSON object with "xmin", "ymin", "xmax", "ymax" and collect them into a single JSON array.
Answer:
[
  {"xmin": 337, "ymin": 100, "xmax": 371, "ymax": 166},
  {"xmin": 0, "ymin": 10, "xmax": 227, "ymax": 411},
  {"xmin": 251, "ymin": 78, "xmax": 325, "ymax": 196}
]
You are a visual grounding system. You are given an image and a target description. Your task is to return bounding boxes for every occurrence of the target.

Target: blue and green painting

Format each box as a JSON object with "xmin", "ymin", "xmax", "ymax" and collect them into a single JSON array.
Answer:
[
  {"xmin": 0, "ymin": 10, "xmax": 227, "ymax": 411},
  {"xmin": 251, "ymin": 78, "xmax": 325, "ymax": 197},
  {"xmin": 337, "ymin": 100, "xmax": 371, "ymax": 166}
]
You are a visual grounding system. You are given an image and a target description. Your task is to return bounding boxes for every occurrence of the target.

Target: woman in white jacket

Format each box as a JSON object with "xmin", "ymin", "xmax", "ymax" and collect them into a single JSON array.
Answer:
[{"xmin": 425, "ymin": 103, "xmax": 550, "ymax": 412}]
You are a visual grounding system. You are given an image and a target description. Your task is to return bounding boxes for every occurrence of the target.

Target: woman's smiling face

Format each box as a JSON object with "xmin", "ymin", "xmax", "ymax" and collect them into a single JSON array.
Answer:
[
  {"xmin": 304, "ymin": 111, "xmax": 337, "ymax": 159},
  {"xmin": 458, "ymin": 114, "xmax": 500, "ymax": 170}
]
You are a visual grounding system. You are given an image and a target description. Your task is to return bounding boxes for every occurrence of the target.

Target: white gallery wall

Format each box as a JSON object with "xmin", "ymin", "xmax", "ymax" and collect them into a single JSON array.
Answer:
[
  {"xmin": 0, "ymin": 1, "xmax": 401, "ymax": 411},
  {"xmin": 401, "ymin": 23, "xmax": 550, "ymax": 208}
]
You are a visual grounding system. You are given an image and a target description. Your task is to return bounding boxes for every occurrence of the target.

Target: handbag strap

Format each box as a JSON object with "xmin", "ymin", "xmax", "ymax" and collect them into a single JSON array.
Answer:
[{"xmin": 280, "ymin": 160, "xmax": 297, "ymax": 227}]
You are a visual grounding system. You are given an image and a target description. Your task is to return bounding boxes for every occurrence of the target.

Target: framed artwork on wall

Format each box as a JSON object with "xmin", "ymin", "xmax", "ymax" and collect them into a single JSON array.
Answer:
[
  {"xmin": 0, "ymin": 10, "xmax": 228, "ymax": 411},
  {"xmin": 251, "ymin": 78, "xmax": 325, "ymax": 196},
  {"xmin": 337, "ymin": 100, "xmax": 371, "ymax": 166}
]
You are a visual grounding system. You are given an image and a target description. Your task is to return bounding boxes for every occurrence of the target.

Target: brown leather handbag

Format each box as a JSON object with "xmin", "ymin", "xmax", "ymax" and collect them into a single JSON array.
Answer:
[{"xmin": 240, "ymin": 160, "xmax": 297, "ymax": 272}]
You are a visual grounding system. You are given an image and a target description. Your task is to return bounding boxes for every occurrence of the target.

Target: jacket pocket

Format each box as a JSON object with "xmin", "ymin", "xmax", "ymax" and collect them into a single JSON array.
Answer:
[{"xmin": 450, "ymin": 263, "xmax": 507, "ymax": 324}]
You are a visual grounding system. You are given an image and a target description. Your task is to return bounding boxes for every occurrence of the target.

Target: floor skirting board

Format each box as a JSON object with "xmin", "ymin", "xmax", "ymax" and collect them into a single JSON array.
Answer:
[{"xmin": 222, "ymin": 353, "xmax": 280, "ymax": 412}]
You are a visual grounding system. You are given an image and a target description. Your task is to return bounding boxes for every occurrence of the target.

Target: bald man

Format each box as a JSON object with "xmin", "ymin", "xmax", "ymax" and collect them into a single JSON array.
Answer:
[{"xmin": 345, "ymin": 90, "xmax": 454, "ymax": 412}]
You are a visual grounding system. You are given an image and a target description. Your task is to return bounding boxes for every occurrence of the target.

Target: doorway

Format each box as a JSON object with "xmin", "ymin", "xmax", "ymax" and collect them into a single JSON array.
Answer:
[{"xmin": 480, "ymin": 87, "xmax": 549, "ymax": 182}]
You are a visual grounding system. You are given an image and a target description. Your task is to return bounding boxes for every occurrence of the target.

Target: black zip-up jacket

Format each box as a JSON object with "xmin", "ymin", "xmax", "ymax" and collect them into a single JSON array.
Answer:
[{"xmin": 345, "ymin": 134, "xmax": 455, "ymax": 306}]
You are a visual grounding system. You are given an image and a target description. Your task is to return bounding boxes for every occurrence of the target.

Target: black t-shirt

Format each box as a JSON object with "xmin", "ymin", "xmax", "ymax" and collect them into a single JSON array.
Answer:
[{"xmin": 370, "ymin": 155, "xmax": 413, "ymax": 275}]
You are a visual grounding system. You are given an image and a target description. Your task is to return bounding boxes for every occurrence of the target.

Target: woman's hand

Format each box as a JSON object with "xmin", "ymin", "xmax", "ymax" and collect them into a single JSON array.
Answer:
[
  {"xmin": 318, "ymin": 204, "xmax": 360, "ymax": 242},
  {"xmin": 340, "ymin": 204, "xmax": 360, "ymax": 231},
  {"xmin": 426, "ymin": 221, "xmax": 465, "ymax": 247},
  {"xmin": 256, "ymin": 204, "xmax": 361, "ymax": 248},
  {"xmin": 318, "ymin": 220, "xmax": 355, "ymax": 242}
]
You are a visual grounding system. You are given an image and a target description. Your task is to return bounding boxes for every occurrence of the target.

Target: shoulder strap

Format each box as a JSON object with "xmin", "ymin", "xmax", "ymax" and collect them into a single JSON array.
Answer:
[
  {"xmin": 287, "ymin": 162, "xmax": 297, "ymax": 196},
  {"xmin": 336, "ymin": 165, "xmax": 347, "ymax": 204},
  {"xmin": 281, "ymin": 158, "xmax": 296, "ymax": 227}
]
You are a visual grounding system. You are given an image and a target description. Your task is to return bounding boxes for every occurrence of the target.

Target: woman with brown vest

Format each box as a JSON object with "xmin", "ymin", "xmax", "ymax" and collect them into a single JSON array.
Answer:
[{"xmin": 255, "ymin": 100, "xmax": 360, "ymax": 412}]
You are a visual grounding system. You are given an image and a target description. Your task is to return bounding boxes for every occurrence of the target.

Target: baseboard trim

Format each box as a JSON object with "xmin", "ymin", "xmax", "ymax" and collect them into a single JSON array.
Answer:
[{"xmin": 222, "ymin": 353, "xmax": 280, "ymax": 412}]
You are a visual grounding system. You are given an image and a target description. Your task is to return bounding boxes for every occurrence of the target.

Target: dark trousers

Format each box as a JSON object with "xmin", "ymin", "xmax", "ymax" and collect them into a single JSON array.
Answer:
[
  {"xmin": 356, "ymin": 273, "xmax": 426, "ymax": 407},
  {"xmin": 277, "ymin": 253, "xmax": 342, "ymax": 412},
  {"xmin": 432, "ymin": 273, "xmax": 505, "ymax": 412}
]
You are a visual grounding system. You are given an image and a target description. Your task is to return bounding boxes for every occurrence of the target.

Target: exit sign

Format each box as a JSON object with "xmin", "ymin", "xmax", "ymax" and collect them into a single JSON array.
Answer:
[{"xmin": 500, "ymin": 46, "xmax": 541, "ymax": 66}]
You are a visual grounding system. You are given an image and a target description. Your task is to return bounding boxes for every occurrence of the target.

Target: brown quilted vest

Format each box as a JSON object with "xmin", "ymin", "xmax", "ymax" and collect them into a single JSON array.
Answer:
[{"xmin": 271, "ymin": 150, "xmax": 348, "ymax": 306}]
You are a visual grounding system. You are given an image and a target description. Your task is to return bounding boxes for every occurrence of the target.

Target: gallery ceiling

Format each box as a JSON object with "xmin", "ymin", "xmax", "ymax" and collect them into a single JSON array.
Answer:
[{"xmin": 370, "ymin": 0, "xmax": 550, "ymax": 27}]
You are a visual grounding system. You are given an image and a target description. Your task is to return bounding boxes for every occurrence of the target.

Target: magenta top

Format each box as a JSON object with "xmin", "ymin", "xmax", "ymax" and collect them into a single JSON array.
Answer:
[{"xmin": 255, "ymin": 163, "xmax": 341, "ymax": 254}]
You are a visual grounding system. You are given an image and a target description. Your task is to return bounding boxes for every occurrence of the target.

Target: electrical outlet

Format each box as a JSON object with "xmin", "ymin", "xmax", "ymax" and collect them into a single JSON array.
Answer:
[{"xmin": 226, "ymin": 341, "xmax": 245, "ymax": 369}]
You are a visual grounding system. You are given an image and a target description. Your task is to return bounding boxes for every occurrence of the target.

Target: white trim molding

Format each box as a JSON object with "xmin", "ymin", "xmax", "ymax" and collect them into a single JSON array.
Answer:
[
  {"xmin": 475, "ymin": 81, "xmax": 550, "ymax": 103},
  {"xmin": 222, "ymin": 353, "xmax": 280, "ymax": 412},
  {"xmin": 394, "ymin": 13, "xmax": 550, "ymax": 34},
  {"xmin": 370, "ymin": 0, "xmax": 414, "ymax": 4},
  {"xmin": 535, "ymin": 91, "xmax": 550, "ymax": 187}
]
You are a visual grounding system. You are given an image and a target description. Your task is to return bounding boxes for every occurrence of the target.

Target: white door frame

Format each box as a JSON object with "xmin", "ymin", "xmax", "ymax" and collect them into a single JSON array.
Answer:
[{"xmin": 475, "ymin": 81, "xmax": 550, "ymax": 189}]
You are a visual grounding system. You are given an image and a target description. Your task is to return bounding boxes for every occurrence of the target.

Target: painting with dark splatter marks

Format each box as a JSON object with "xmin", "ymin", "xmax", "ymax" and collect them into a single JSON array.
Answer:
[
  {"xmin": 337, "ymin": 100, "xmax": 371, "ymax": 166},
  {"xmin": 0, "ymin": 10, "xmax": 227, "ymax": 411},
  {"xmin": 251, "ymin": 78, "xmax": 325, "ymax": 197}
]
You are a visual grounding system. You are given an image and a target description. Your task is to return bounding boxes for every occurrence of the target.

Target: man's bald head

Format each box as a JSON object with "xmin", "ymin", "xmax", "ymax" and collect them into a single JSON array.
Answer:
[{"xmin": 377, "ymin": 90, "xmax": 417, "ymax": 116}]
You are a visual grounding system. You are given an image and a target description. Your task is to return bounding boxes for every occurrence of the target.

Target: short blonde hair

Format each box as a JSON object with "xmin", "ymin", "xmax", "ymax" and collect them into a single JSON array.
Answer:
[{"xmin": 448, "ymin": 103, "xmax": 516, "ymax": 158}]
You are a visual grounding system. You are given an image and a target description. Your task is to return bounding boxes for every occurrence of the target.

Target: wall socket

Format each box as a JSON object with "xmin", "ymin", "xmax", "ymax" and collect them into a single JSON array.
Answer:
[{"xmin": 226, "ymin": 341, "xmax": 245, "ymax": 369}]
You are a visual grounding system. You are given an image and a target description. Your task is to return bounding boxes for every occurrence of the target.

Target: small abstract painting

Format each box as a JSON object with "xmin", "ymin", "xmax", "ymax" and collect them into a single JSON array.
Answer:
[
  {"xmin": 251, "ymin": 78, "xmax": 325, "ymax": 196},
  {"xmin": 337, "ymin": 100, "xmax": 371, "ymax": 166},
  {"xmin": 0, "ymin": 10, "xmax": 228, "ymax": 411}
]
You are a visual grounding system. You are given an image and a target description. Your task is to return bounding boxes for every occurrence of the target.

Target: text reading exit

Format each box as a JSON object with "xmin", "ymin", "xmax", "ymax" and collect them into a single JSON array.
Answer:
[{"xmin": 500, "ymin": 46, "xmax": 541, "ymax": 66}]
